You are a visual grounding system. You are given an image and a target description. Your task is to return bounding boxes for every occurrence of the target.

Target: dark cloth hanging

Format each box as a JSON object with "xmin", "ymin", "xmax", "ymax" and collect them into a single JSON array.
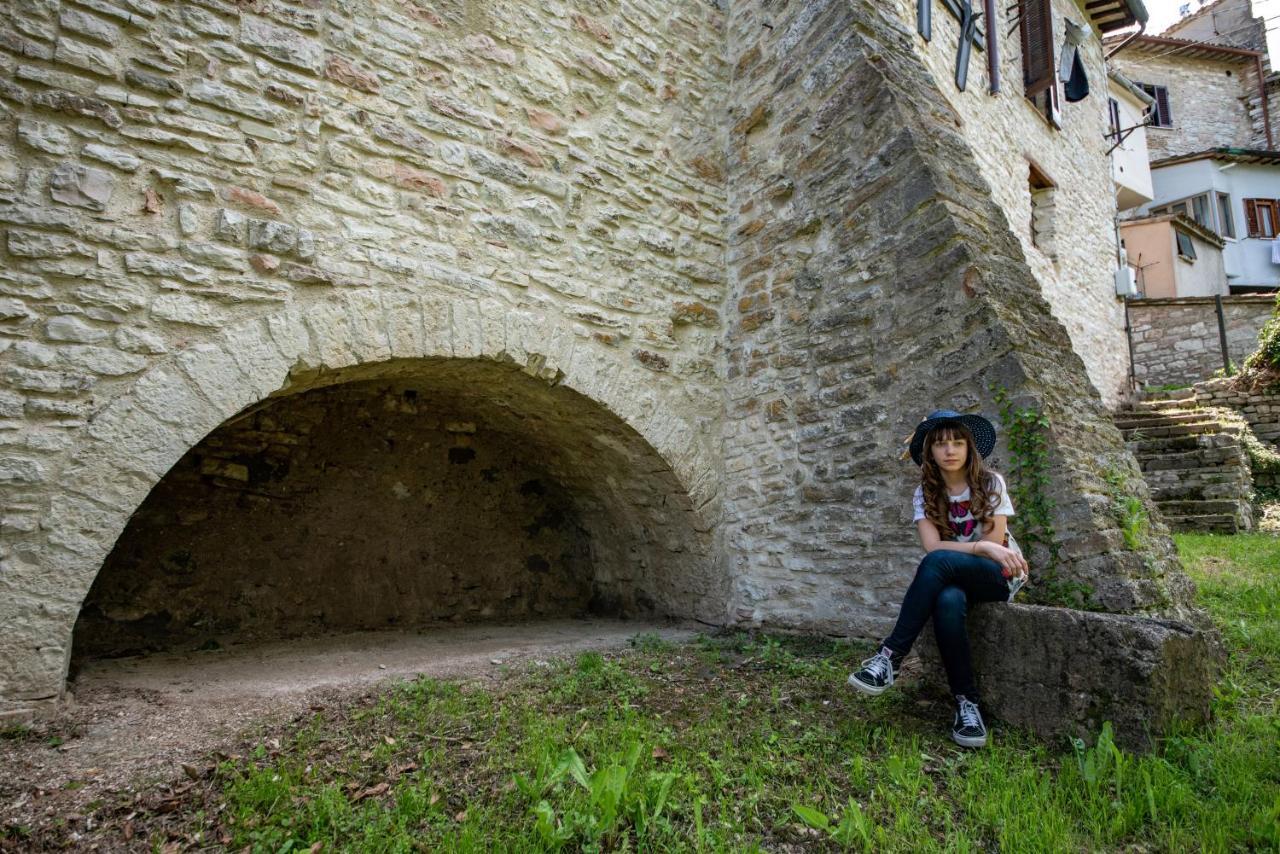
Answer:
[{"xmin": 1064, "ymin": 49, "xmax": 1089, "ymax": 102}]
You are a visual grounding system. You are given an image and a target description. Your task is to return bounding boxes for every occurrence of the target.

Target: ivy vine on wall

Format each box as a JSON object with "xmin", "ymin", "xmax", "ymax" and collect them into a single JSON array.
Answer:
[{"xmin": 993, "ymin": 389, "xmax": 1094, "ymax": 608}]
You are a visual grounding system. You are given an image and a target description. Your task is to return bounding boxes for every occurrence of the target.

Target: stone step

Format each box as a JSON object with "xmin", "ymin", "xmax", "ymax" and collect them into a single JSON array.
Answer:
[
  {"xmin": 1130, "ymin": 399, "xmax": 1202, "ymax": 414},
  {"xmin": 1156, "ymin": 499, "xmax": 1251, "ymax": 517},
  {"xmin": 1126, "ymin": 434, "xmax": 1245, "ymax": 456},
  {"xmin": 1161, "ymin": 513, "xmax": 1247, "ymax": 534},
  {"xmin": 1136, "ymin": 447, "xmax": 1246, "ymax": 472},
  {"xmin": 1113, "ymin": 411, "xmax": 1222, "ymax": 430},
  {"xmin": 1119, "ymin": 422, "xmax": 1240, "ymax": 440},
  {"xmin": 1137, "ymin": 388, "xmax": 1198, "ymax": 403},
  {"xmin": 1149, "ymin": 481, "xmax": 1253, "ymax": 502}
]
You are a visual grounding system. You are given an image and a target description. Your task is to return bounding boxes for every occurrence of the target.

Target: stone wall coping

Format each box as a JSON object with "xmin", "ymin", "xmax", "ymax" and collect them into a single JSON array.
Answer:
[{"xmin": 1128, "ymin": 294, "xmax": 1277, "ymax": 308}]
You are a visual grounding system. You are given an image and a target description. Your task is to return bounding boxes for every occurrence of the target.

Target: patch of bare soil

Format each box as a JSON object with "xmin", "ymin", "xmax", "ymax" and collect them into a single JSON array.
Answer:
[{"xmin": 0, "ymin": 618, "xmax": 697, "ymax": 849}]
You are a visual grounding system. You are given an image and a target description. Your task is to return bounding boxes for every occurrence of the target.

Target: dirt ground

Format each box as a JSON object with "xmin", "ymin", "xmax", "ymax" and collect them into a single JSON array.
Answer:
[{"xmin": 0, "ymin": 618, "xmax": 699, "ymax": 848}]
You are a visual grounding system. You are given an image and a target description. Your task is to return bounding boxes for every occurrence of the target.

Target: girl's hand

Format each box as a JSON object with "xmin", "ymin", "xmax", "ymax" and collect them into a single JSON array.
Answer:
[{"xmin": 975, "ymin": 541, "xmax": 1028, "ymax": 579}]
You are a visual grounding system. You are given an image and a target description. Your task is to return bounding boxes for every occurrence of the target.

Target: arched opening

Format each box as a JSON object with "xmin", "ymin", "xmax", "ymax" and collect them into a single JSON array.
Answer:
[{"xmin": 71, "ymin": 358, "xmax": 717, "ymax": 662}]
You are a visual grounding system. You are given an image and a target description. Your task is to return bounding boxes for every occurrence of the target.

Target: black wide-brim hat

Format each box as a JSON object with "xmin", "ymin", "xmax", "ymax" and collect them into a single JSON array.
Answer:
[{"xmin": 908, "ymin": 410, "xmax": 997, "ymax": 466}]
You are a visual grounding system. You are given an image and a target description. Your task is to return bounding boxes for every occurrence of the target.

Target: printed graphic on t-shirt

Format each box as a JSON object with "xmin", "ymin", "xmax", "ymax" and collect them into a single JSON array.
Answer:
[{"xmin": 912, "ymin": 474, "xmax": 1019, "ymax": 553}]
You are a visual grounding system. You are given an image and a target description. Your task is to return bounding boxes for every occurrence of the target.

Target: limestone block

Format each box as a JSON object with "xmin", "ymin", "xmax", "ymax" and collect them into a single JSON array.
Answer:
[
  {"xmin": 449, "ymin": 300, "xmax": 483, "ymax": 358},
  {"xmin": 342, "ymin": 290, "xmax": 393, "ymax": 363},
  {"xmin": 240, "ymin": 15, "xmax": 325, "ymax": 74},
  {"xmin": 383, "ymin": 291, "xmax": 427, "ymax": 358},
  {"xmin": 151, "ymin": 294, "xmax": 227, "ymax": 327},
  {"xmin": 81, "ymin": 142, "xmax": 141, "ymax": 172},
  {"xmin": 49, "ymin": 162, "xmax": 114, "ymax": 211},
  {"xmin": 303, "ymin": 300, "xmax": 359, "ymax": 368},
  {"xmin": 54, "ymin": 36, "xmax": 120, "ymax": 78},
  {"xmin": 130, "ymin": 365, "xmax": 221, "ymax": 443},
  {"xmin": 265, "ymin": 310, "xmax": 313, "ymax": 364},
  {"xmin": 247, "ymin": 219, "xmax": 297, "ymax": 254},
  {"xmin": 219, "ymin": 321, "xmax": 289, "ymax": 400},
  {"xmin": 921, "ymin": 604, "xmax": 1221, "ymax": 749},
  {"xmin": 115, "ymin": 327, "xmax": 168, "ymax": 354},
  {"xmin": 45, "ymin": 315, "xmax": 107, "ymax": 343},
  {"xmin": 176, "ymin": 344, "xmax": 253, "ymax": 417},
  {"xmin": 17, "ymin": 118, "xmax": 73, "ymax": 155}
]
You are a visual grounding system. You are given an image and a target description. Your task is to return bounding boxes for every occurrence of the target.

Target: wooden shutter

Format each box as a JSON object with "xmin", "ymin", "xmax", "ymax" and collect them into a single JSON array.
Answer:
[
  {"xmin": 1245, "ymin": 199, "xmax": 1260, "ymax": 237},
  {"xmin": 1021, "ymin": 0, "xmax": 1055, "ymax": 97},
  {"xmin": 1155, "ymin": 87, "xmax": 1172, "ymax": 127}
]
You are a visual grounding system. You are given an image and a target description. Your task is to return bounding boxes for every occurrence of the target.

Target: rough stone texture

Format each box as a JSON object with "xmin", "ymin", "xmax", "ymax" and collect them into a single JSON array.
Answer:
[
  {"xmin": 1128, "ymin": 295, "xmax": 1275, "ymax": 388},
  {"xmin": 0, "ymin": 0, "xmax": 1216, "ymax": 740},
  {"xmin": 1115, "ymin": 399, "xmax": 1255, "ymax": 533},
  {"xmin": 1186, "ymin": 375, "xmax": 1280, "ymax": 448},
  {"xmin": 718, "ymin": 0, "xmax": 1214, "ymax": 739},
  {"xmin": 1109, "ymin": 49, "xmax": 1255, "ymax": 161},
  {"xmin": 923, "ymin": 604, "xmax": 1223, "ymax": 750},
  {"xmin": 889, "ymin": 0, "xmax": 1131, "ymax": 406},
  {"xmin": 721, "ymin": 0, "xmax": 1195, "ymax": 629}
]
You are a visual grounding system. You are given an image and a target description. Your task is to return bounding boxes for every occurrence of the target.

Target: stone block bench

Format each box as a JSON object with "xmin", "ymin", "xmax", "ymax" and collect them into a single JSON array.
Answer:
[{"xmin": 922, "ymin": 603, "xmax": 1222, "ymax": 750}]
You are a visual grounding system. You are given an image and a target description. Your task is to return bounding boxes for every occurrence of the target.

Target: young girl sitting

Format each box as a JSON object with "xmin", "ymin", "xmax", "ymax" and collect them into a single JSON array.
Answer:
[{"xmin": 848, "ymin": 410, "xmax": 1028, "ymax": 748}]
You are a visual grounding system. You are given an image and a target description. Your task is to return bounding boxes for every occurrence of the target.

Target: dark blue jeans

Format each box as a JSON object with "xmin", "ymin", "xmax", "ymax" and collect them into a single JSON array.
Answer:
[{"xmin": 882, "ymin": 550, "xmax": 1009, "ymax": 701}]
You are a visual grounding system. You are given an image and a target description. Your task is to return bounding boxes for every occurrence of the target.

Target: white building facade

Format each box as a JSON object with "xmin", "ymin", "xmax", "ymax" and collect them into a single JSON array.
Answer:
[{"xmin": 1143, "ymin": 149, "xmax": 1280, "ymax": 290}]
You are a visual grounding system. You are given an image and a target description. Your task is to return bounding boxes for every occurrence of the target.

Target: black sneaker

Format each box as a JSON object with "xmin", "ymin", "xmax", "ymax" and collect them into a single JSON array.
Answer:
[
  {"xmin": 951, "ymin": 695, "xmax": 987, "ymax": 748},
  {"xmin": 847, "ymin": 646, "xmax": 898, "ymax": 695}
]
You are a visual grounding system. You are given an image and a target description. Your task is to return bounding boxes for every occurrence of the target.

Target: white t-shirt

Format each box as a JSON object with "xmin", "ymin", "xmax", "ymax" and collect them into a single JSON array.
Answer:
[{"xmin": 912, "ymin": 473, "xmax": 1020, "ymax": 553}]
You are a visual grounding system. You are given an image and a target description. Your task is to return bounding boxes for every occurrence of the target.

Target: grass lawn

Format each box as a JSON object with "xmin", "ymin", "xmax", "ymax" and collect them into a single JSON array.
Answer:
[{"xmin": 8, "ymin": 535, "xmax": 1280, "ymax": 852}]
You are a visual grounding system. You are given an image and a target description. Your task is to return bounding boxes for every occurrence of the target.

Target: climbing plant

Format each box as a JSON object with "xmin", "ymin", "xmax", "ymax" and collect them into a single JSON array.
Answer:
[
  {"xmin": 1243, "ymin": 293, "xmax": 1280, "ymax": 377},
  {"xmin": 993, "ymin": 388, "xmax": 1059, "ymax": 571},
  {"xmin": 992, "ymin": 389, "xmax": 1096, "ymax": 608}
]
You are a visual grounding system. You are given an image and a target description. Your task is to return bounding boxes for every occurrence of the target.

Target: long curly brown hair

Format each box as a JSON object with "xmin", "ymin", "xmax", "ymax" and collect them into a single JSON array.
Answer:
[{"xmin": 920, "ymin": 424, "xmax": 1000, "ymax": 540}]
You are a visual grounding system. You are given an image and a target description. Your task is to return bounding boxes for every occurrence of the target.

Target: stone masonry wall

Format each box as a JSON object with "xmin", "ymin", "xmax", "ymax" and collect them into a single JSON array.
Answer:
[
  {"xmin": 1128, "ymin": 295, "xmax": 1275, "ymax": 388},
  {"xmin": 890, "ymin": 0, "xmax": 1131, "ymax": 407},
  {"xmin": 1189, "ymin": 375, "xmax": 1280, "ymax": 448},
  {"xmin": 0, "ymin": 0, "xmax": 730, "ymax": 714},
  {"xmin": 721, "ymin": 0, "xmax": 1198, "ymax": 637},
  {"xmin": 1110, "ymin": 51, "xmax": 1254, "ymax": 161},
  {"xmin": 0, "ymin": 0, "xmax": 1223, "ymax": 732}
]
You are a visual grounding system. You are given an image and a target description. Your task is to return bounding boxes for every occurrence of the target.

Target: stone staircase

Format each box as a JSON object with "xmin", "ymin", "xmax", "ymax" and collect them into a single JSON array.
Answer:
[{"xmin": 1114, "ymin": 391, "xmax": 1254, "ymax": 533}]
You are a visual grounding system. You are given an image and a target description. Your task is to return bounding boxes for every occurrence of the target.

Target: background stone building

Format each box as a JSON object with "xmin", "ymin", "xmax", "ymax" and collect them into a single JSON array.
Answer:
[
  {"xmin": 0, "ymin": 0, "xmax": 1218, "ymax": 740},
  {"xmin": 1109, "ymin": 35, "xmax": 1266, "ymax": 160}
]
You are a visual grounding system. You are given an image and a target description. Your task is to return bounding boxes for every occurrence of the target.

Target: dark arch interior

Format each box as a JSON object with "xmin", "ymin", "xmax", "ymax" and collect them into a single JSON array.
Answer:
[{"xmin": 72, "ymin": 358, "xmax": 719, "ymax": 662}]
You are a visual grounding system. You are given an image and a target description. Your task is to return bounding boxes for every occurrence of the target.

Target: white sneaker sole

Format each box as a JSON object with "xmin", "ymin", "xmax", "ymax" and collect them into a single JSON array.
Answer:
[
  {"xmin": 847, "ymin": 674, "xmax": 890, "ymax": 695},
  {"xmin": 951, "ymin": 731, "xmax": 987, "ymax": 748}
]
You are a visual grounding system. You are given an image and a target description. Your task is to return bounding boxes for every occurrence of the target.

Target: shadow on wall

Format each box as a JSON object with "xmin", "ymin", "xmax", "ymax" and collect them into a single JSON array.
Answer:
[{"xmin": 71, "ymin": 358, "xmax": 718, "ymax": 663}]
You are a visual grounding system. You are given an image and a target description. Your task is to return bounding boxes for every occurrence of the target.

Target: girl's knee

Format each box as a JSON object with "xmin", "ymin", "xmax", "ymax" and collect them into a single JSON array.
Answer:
[
  {"xmin": 917, "ymin": 551, "xmax": 952, "ymax": 576},
  {"xmin": 935, "ymin": 585, "xmax": 967, "ymax": 615}
]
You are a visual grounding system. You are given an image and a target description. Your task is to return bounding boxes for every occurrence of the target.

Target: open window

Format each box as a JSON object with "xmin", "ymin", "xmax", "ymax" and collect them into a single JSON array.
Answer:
[
  {"xmin": 1175, "ymin": 229, "xmax": 1197, "ymax": 262},
  {"xmin": 1020, "ymin": 0, "xmax": 1060, "ymax": 127},
  {"xmin": 1245, "ymin": 199, "xmax": 1279, "ymax": 238}
]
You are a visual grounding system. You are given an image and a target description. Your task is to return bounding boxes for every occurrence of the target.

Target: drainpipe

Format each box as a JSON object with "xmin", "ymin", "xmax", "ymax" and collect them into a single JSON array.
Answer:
[
  {"xmin": 1255, "ymin": 54, "xmax": 1274, "ymax": 150},
  {"xmin": 1104, "ymin": 20, "xmax": 1146, "ymax": 61},
  {"xmin": 984, "ymin": 0, "xmax": 999, "ymax": 94}
]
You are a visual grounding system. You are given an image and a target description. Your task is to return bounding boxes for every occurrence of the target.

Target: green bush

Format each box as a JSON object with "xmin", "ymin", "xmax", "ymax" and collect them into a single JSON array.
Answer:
[{"xmin": 1243, "ymin": 296, "xmax": 1280, "ymax": 373}]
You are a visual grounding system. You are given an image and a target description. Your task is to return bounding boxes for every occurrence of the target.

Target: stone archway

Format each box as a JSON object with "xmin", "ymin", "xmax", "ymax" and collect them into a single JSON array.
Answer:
[{"xmin": 1, "ymin": 292, "xmax": 724, "ymax": 709}]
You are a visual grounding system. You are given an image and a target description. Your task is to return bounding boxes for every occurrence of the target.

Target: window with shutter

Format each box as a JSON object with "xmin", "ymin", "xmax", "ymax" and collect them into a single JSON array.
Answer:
[
  {"xmin": 1108, "ymin": 98, "xmax": 1121, "ymax": 141},
  {"xmin": 1020, "ymin": 0, "xmax": 1055, "ymax": 99},
  {"xmin": 1244, "ymin": 199, "xmax": 1277, "ymax": 238},
  {"xmin": 1135, "ymin": 84, "xmax": 1172, "ymax": 127}
]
